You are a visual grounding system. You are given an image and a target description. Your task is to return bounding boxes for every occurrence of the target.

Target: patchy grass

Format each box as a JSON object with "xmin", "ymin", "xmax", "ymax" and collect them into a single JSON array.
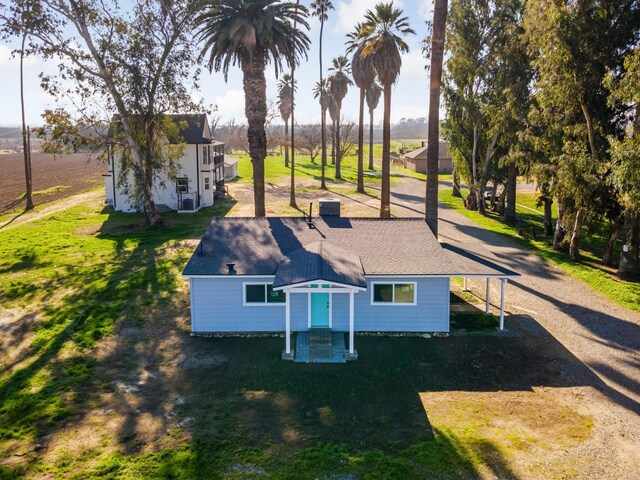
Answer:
[
  {"xmin": 0, "ymin": 191, "xmax": 599, "ymax": 479},
  {"xmin": 439, "ymin": 188, "xmax": 640, "ymax": 312},
  {"xmin": 420, "ymin": 390, "xmax": 594, "ymax": 478},
  {"xmin": 16, "ymin": 185, "xmax": 71, "ymax": 200}
]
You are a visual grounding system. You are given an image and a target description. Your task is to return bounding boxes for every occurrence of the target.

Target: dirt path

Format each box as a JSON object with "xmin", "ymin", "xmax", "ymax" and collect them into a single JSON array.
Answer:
[{"xmin": 0, "ymin": 189, "xmax": 104, "ymax": 231}]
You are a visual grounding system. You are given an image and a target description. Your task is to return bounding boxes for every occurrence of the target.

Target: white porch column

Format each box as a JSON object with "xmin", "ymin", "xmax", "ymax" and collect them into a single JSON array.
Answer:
[
  {"xmin": 499, "ymin": 279, "xmax": 507, "ymax": 330},
  {"xmin": 463, "ymin": 277, "xmax": 469, "ymax": 291},
  {"xmin": 285, "ymin": 289, "xmax": 291, "ymax": 354},
  {"xmin": 485, "ymin": 278, "xmax": 491, "ymax": 315},
  {"xmin": 349, "ymin": 290, "xmax": 355, "ymax": 354}
]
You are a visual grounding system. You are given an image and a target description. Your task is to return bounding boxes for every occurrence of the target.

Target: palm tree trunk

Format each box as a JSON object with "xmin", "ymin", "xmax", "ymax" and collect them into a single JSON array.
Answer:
[
  {"xmin": 380, "ymin": 84, "xmax": 392, "ymax": 218},
  {"xmin": 335, "ymin": 106, "xmax": 342, "ymax": 179},
  {"xmin": 284, "ymin": 120, "xmax": 289, "ymax": 168},
  {"xmin": 368, "ymin": 108, "xmax": 375, "ymax": 171},
  {"xmin": 290, "ymin": 65, "xmax": 297, "ymax": 209},
  {"xmin": 321, "ymin": 108, "xmax": 327, "ymax": 189},
  {"xmin": 242, "ymin": 56, "xmax": 268, "ymax": 217},
  {"xmin": 319, "ymin": 18, "xmax": 327, "ymax": 189},
  {"xmin": 20, "ymin": 33, "xmax": 34, "ymax": 212},
  {"xmin": 331, "ymin": 119, "xmax": 336, "ymax": 165},
  {"xmin": 425, "ymin": 0, "xmax": 448, "ymax": 236},
  {"xmin": 357, "ymin": 88, "xmax": 365, "ymax": 193}
]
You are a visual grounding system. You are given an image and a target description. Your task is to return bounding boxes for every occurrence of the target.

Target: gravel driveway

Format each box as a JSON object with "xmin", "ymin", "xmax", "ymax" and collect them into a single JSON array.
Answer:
[{"xmin": 393, "ymin": 174, "xmax": 640, "ymax": 478}]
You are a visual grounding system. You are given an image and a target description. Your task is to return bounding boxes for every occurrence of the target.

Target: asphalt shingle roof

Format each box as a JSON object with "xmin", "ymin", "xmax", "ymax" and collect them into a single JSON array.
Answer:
[
  {"xmin": 442, "ymin": 242, "xmax": 520, "ymax": 277},
  {"xmin": 182, "ymin": 217, "xmax": 456, "ymax": 278},
  {"xmin": 273, "ymin": 240, "xmax": 366, "ymax": 288},
  {"xmin": 109, "ymin": 114, "xmax": 212, "ymax": 145}
]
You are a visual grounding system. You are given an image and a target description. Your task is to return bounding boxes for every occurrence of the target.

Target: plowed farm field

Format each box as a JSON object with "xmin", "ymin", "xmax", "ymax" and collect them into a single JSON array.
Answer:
[{"xmin": 0, "ymin": 153, "xmax": 104, "ymax": 213}]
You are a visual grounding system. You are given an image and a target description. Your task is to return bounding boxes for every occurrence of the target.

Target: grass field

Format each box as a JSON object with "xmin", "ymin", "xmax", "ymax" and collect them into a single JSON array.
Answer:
[
  {"xmin": 0, "ymin": 194, "xmax": 599, "ymax": 479},
  {"xmin": 440, "ymin": 188, "xmax": 640, "ymax": 312}
]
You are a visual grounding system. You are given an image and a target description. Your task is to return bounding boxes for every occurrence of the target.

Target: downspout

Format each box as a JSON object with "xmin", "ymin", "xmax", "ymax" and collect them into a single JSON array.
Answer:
[
  {"xmin": 195, "ymin": 144, "xmax": 200, "ymax": 209},
  {"xmin": 111, "ymin": 145, "xmax": 117, "ymax": 209}
]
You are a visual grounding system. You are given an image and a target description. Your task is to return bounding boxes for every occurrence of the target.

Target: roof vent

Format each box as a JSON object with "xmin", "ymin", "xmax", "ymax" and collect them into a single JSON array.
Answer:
[
  {"xmin": 227, "ymin": 263, "xmax": 236, "ymax": 275},
  {"xmin": 319, "ymin": 198, "xmax": 341, "ymax": 217}
]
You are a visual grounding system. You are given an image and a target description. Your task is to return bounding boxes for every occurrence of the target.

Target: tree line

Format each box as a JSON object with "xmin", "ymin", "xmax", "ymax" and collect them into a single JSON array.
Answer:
[{"xmin": 442, "ymin": 0, "xmax": 640, "ymax": 275}]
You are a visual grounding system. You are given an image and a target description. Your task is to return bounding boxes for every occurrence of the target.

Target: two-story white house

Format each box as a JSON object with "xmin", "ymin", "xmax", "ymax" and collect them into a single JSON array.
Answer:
[{"xmin": 103, "ymin": 114, "xmax": 225, "ymax": 213}]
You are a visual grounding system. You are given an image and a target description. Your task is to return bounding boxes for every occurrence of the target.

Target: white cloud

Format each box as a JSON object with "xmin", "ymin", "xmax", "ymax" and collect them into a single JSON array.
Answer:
[
  {"xmin": 335, "ymin": 0, "xmax": 405, "ymax": 34},
  {"xmin": 215, "ymin": 89, "xmax": 245, "ymax": 120},
  {"xmin": 0, "ymin": 44, "xmax": 39, "ymax": 70},
  {"xmin": 400, "ymin": 50, "xmax": 428, "ymax": 78},
  {"xmin": 419, "ymin": 0, "xmax": 435, "ymax": 21}
]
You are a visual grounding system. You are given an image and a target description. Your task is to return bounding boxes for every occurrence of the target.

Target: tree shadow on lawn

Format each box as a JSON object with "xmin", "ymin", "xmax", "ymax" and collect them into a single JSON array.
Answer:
[
  {"xmin": 0, "ymin": 200, "xmax": 235, "ymax": 455},
  {"xmin": 161, "ymin": 317, "xmax": 601, "ymax": 478}
]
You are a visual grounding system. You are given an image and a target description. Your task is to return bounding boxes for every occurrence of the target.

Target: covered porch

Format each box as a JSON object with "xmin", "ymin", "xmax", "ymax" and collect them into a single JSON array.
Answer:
[{"xmin": 272, "ymin": 240, "xmax": 367, "ymax": 362}]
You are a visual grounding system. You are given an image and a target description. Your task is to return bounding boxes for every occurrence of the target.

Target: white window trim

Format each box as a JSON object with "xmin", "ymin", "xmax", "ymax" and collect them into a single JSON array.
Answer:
[
  {"xmin": 370, "ymin": 281, "xmax": 417, "ymax": 306},
  {"xmin": 242, "ymin": 282, "xmax": 286, "ymax": 307}
]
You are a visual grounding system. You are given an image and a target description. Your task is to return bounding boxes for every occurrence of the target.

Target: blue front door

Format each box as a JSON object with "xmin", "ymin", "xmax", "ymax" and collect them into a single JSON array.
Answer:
[{"xmin": 310, "ymin": 285, "xmax": 330, "ymax": 328}]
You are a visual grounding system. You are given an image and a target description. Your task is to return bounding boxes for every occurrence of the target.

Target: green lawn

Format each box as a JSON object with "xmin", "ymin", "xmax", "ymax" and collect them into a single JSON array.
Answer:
[
  {"xmin": 0, "ymin": 194, "xmax": 596, "ymax": 479},
  {"xmin": 440, "ymin": 188, "xmax": 640, "ymax": 312}
]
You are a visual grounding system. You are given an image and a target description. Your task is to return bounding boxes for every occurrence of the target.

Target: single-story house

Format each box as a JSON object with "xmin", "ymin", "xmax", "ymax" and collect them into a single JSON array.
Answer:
[
  {"xmin": 402, "ymin": 141, "xmax": 453, "ymax": 174},
  {"xmin": 104, "ymin": 114, "xmax": 225, "ymax": 213},
  {"xmin": 182, "ymin": 201, "xmax": 518, "ymax": 361},
  {"xmin": 224, "ymin": 155, "xmax": 240, "ymax": 180}
]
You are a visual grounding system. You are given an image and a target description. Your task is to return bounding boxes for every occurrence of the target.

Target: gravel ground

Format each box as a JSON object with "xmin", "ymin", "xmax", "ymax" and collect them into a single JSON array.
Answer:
[{"xmin": 229, "ymin": 173, "xmax": 640, "ymax": 478}]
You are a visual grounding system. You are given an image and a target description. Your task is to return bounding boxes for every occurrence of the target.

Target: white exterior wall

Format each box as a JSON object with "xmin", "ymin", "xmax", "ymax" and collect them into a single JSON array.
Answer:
[{"xmin": 108, "ymin": 143, "xmax": 216, "ymax": 212}]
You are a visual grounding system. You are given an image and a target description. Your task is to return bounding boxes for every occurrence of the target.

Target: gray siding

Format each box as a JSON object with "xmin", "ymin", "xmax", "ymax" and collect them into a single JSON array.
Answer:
[{"xmin": 189, "ymin": 276, "xmax": 450, "ymax": 333}]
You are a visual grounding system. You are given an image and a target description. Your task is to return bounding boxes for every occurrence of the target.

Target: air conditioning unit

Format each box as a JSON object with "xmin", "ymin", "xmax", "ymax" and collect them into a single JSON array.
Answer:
[{"xmin": 319, "ymin": 198, "xmax": 341, "ymax": 217}]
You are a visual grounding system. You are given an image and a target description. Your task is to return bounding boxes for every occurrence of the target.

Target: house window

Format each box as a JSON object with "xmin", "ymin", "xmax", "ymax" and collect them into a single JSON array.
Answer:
[
  {"xmin": 204, "ymin": 177, "xmax": 210, "ymax": 190},
  {"xmin": 202, "ymin": 146, "xmax": 210, "ymax": 165},
  {"xmin": 244, "ymin": 283, "xmax": 286, "ymax": 305},
  {"xmin": 371, "ymin": 282, "xmax": 416, "ymax": 305},
  {"xmin": 176, "ymin": 177, "xmax": 188, "ymax": 193}
]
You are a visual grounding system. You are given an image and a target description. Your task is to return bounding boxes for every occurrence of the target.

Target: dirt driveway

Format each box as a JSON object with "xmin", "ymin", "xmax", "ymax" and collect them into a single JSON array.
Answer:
[{"xmin": 229, "ymin": 173, "xmax": 640, "ymax": 477}]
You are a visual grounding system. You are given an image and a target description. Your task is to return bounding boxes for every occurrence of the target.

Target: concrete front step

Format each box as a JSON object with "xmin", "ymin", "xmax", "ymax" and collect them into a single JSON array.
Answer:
[{"xmin": 293, "ymin": 330, "xmax": 347, "ymax": 363}]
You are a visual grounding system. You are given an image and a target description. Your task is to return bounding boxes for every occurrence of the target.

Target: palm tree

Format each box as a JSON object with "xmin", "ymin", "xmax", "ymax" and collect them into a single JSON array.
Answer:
[
  {"xmin": 425, "ymin": 0, "xmax": 448, "ymax": 237},
  {"xmin": 366, "ymin": 83, "xmax": 382, "ymax": 171},
  {"xmin": 360, "ymin": 3, "xmax": 415, "ymax": 217},
  {"xmin": 196, "ymin": 0, "xmax": 309, "ymax": 217},
  {"xmin": 347, "ymin": 23, "xmax": 376, "ymax": 193},
  {"xmin": 277, "ymin": 74, "xmax": 293, "ymax": 168},
  {"xmin": 327, "ymin": 94, "xmax": 338, "ymax": 166},
  {"xmin": 313, "ymin": 79, "xmax": 330, "ymax": 189},
  {"xmin": 328, "ymin": 55, "xmax": 352, "ymax": 180},
  {"xmin": 310, "ymin": 0, "xmax": 334, "ymax": 189}
]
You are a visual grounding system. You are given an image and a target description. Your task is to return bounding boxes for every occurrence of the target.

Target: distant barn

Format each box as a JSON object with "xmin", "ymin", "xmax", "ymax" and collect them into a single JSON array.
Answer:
[{"xmin": 401, "ymin": 140, "xmax": 453, "ymax": 174}]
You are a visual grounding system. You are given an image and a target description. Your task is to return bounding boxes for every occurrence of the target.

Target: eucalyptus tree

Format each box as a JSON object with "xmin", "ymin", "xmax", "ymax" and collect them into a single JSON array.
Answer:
[
  {"xmin": 310, "ymin": 0, "xmax": 334, "ymax": 187},
  {"xmin": 277, "ymin": 74, "xmax": 294, "ymax": 168},
  {"xmin": 365, "ymin": 83, "xmax": 382, "ymax": 170},
  {"xmin": 359, "ymin": 2, "xmax": 415, "ymax": 218},
  {"xmin": 347, "ymin": 23, "xmax": 376, "ymax": 193},
  {"xmin": 606, "ymin": 49, "xmax": 640, "ymax": 274},
  {"xmin": 197, "ymin": 0, "xmax": 310, "ymax": 217},
  {"xmin": 424, "ymin": 0, "xmax": 448, "ymax": 236},
  {"xmin": 328, "ymin": 55, "xmax": 352, "ymax": 179},
  {"xmin": 523, "ymin": 0, "xmax": 639, "ymax": 260},
  {"xmin": 313, "ymin": 79, "xmax": 330, "ymax": 188},
  {"xmin": 1, "ymin": 0, "xmax": 203, "ymax": 227}
]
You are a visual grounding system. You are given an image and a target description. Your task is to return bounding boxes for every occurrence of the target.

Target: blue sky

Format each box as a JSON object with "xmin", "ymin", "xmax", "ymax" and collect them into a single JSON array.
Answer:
[{"xmin": 0, "ymin": 0, "xmax": 434, "ymax": 128}]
